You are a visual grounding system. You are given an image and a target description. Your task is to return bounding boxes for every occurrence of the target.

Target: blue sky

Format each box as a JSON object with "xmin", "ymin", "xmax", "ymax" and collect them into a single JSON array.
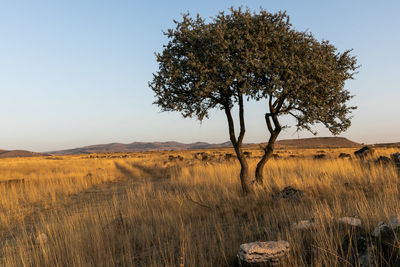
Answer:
[{"xmin": 0, "ymin": 0, "xmax": 399, "ymax": 152}]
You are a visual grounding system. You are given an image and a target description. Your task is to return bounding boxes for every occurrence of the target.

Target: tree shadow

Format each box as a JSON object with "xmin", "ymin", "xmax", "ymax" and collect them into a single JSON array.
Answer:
[
  {"xmin": 130, "ymin": 163, "xmax": 171, "ymax": 181},
  {"xmin": 113, "ymin": 162, "xmax": 172, "ymax": 182}
]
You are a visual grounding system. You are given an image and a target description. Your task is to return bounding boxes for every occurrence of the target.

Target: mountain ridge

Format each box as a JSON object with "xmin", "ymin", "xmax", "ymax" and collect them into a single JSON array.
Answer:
[
  {"xmin": 49, "ymin": 137, "xmax": 360, "ymax": 155},
  {"xmin": 0, "ymin": 137, "xmax": 371, "ymax": 157},
  {"xmin": 0, "ymin": 150, "xmax": 51, "ymax": 158}
]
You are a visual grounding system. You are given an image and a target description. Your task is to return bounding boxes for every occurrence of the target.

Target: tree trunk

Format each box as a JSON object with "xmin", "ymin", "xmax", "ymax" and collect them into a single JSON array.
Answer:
[
  {"xmin": 255, "ymin": 135, "xmax": 277, "ymax": 184},
  {"xmin": 234, "ymin": 144, "xmax": 252, "ymax": 194},
  {"xmin": 224, "ymin": 94, "xmax": 253, "ymax": 194},
  {"xmin": 255, "ymin": 111, "xmax": 281, "ymax": 184}
]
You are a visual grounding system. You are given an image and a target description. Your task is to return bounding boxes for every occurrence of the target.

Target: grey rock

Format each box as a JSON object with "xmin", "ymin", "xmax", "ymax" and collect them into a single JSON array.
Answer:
[
  {"xmin": 339, "ymin": 217, "xmax": 361, "ymax": 227},
  {"xmin": 293, "ymin": 219, "xmax": 317, "ymax": 230},
  {"xmin": 388, "ymin": 215, "xmax": 400, "ymax": 229},
  {"xmin": 372, "ymin": 221, "xmax": 391, "ymax": 238},
  {"xmin": 358, "ymin": 243, "xmax": 376, "ymax": 267},
  {"xmin": 237, "ymin": 241, "xmax": 290, "ymax": 266}
]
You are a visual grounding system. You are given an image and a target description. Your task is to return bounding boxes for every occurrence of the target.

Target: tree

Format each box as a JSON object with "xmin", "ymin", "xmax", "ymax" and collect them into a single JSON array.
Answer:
[{"xmin": 149, "ymin": 7, "xmax": 358, "ymax": 193}]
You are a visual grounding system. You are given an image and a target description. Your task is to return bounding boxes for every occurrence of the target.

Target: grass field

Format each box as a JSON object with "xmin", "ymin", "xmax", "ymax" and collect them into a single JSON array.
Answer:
[{"xmin": 0, "ymin": 147, "xmax": 399, "ymax": 266}]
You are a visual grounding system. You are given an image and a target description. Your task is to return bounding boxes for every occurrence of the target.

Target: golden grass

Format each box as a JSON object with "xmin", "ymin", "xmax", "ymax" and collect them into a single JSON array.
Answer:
[{"xmin": 0, "ymin": 148, "xmax": 399, "ymax": 266}]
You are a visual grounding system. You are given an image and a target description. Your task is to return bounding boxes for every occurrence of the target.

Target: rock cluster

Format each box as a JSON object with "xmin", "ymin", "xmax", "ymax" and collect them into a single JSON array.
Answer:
[
  {"xmin": 237, "ymin": 241, "xmax": 290, "ymax": 266},
  {"xmin": 238, "ymin": 215, "xmax": 400, "ymax": 266},
  {"xmin": 289, "ymin": 215, "xmax": 400, "ymax": 266}
]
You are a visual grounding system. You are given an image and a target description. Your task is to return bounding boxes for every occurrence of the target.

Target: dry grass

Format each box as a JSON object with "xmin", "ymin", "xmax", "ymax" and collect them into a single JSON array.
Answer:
[{"xmin": 0, "ymin": 148, "xmax": 399, "ymax": 266}]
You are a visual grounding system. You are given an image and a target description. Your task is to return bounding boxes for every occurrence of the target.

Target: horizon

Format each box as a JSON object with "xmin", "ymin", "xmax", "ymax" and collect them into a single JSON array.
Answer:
[
  {"xmin": 1, "ymin": 1, "xmax": 399, "ymax": 152},
  {"xmin": 0, "ymin": 136, "xmax": 382, "ymax": 153}
]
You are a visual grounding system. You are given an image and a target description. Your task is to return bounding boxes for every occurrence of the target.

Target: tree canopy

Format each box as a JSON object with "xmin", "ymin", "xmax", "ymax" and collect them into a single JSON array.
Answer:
[{"xmin": 150, "ymin": 7, "xmax": 358, "ymax": 193}]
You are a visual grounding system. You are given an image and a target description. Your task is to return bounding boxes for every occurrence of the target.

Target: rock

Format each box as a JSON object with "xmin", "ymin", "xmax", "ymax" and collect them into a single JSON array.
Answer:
[
  {"xmin": 35, "ymin": 233, "xmax": 49, "ymax": 244},
  {"xmin": 391, "ymin": 152, "xmax": 400, "ymax": 166},
  {"xmin": 358, "ymin": 245, "xmax": 375, "ymax": 267},
  {"xmin": 273, "ymin": 186, "xmax": 304, "ymax": 201},
  {"xmin": 372, "ymin": 220, "xmax": 400, "ymax": 265},
  {"xmin": 375, "ymin": 156, "xmax": 392, "ymax": 165},
  {"xmin": 339, "ymin": 217, "xmax": 361, "ymax": 227},
  {"xmin": 293, "ymin": 219, "xmax": 316, "ymax": 230},
  {"xmin": 388, "ymin": 215, "xmax": 400, "ymax": 229},
  {"xmin": 339, "ymin": 153, "xmax": 352, "ymax": 159},
  {"xmin": 313, "ymin": 154, "xmax": 326, "ymax": 159},
  {"xmin": 244, "ymin": 152, "xmax": 252, "ymax": 158},
  {"xmin": 340, "ymin": 233, "xmax": 375, "ymax": 267},
  {"xmin": 225, "ymin": 153, "xmax": 234, "ymax": 160},
  {"xmin": 372, "ymin": 221, "xmax": 392, "ymax": 238},
  {"xmin": 237, "ymin": 241, "xmax": 290, "ymax": 266},
  {"xmin": 372, "ymin": 216, "xmax": 400, "ymax": 238},
  {"xmin": 201, "ymin": 153, "xmax": 209, "ymax": 161},
  {"xmin": 354, "ymin": 146, "xmax": 374, "ymax": 159}
]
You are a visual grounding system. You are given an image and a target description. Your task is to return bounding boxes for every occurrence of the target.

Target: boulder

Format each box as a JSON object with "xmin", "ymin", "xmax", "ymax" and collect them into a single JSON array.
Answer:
[
  {"xmin": 244, "ymin": 152, "xmax": 252, "ymax": 158},
  {"xmin": 293, "ymin": 219, "xmax": 316, "ymax": 230},
  {"xmin": 340, "ymin": 234, "xmax": 375, "ymax": 267},
  {"xmin": 225, "ymin": 153, "xmax": 234, "ymax": 160},
  {"xmin": 375, "ymin": 156, "xmax": 392, "ymax": 165},
  {"xmin": 35, "ymin": 233, "xmax": 49, "ymax": 244},
  {"xmin": 201, "ymin": 153, "xmax": 209, "ymax": 161},
  {"xmin": 354, "ymin": 146, "xmax": 374, "ymax": 159},
  {"xmin": 313, "ymin": 154, "xmax": 327, "ymax": 159},
  {"xmin": 372, "ymin": 221, "xmax": 392, "ymax": 238},
  {"xmin": 388, "ymin": 215, "xmax": 400, "ymax": 229},
  {"xmin": 371, "ymin": 219, "xmax": 400, "ymax": 265},
  {"xmin": 237, "ymin": 241, "xmax": 290, "ymax": 266},
  {"xmin": 273, "ymin": 186, "xmax": 304, "ymax": 201},
  {"xmin": 391, "ymin": 152, "xmax": 400, "ymax": 166},
  {"xmin": 339, "ymin": 153, "xmax": 352, "ymax": 159},
  {"xmin": 372, "ymin": 216, "xmax": 400, "ymax": 238},
  {"xmin": 358, "ymin": 245, "xmax": 375, "ymax": 267},
  {"xmin": 339, "ymin": 217, "xmax": 361, "ymax": 227}
]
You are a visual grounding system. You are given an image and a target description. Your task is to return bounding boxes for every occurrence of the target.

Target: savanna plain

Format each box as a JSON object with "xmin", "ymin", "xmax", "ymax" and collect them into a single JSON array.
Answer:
[{"xmin": 0, "ymin": 146, "xmax": 399, "ymax": 266}]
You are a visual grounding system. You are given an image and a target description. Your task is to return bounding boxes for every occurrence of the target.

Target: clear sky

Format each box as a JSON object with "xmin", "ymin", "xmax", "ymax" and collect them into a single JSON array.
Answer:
[{"xmin": 0, "ymin": 0, "xmax": 399, "ymax": 152}]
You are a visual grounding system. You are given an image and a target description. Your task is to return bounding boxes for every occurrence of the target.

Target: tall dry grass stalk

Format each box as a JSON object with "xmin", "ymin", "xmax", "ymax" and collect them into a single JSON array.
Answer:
[{"xmin": 0, "ymin": 148, "xmax": 398, "ymax": 266}]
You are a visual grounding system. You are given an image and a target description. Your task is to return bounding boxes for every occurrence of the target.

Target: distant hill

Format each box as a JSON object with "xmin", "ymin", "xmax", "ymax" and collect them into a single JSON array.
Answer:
[
  {"xmin": 49, "ymin": 141, "xmax": 233, "ymax": 155},
  {"xmin": 49, "ymin": 137, "xmax": 360, "ymax": 155},
  {"xmin": 273, "ymin": 137, "xmax": 360, "ymax": 149},
  {"xmin": 0, "ymin": 150, "xmax": 51, "ymax": 159}
]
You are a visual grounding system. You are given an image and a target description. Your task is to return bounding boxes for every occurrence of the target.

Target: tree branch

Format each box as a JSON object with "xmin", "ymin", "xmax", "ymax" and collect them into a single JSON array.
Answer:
[
  {"xmin": 237, "ymin": 93, "xmax": 246, "ymax": 146},
  {"xmin": 265, "ymin": 114, "xmax": 274, "ymax": 134},
  {"xmin": 224, "ymin": 103, "xmax": 238, "ymax": 147}
]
